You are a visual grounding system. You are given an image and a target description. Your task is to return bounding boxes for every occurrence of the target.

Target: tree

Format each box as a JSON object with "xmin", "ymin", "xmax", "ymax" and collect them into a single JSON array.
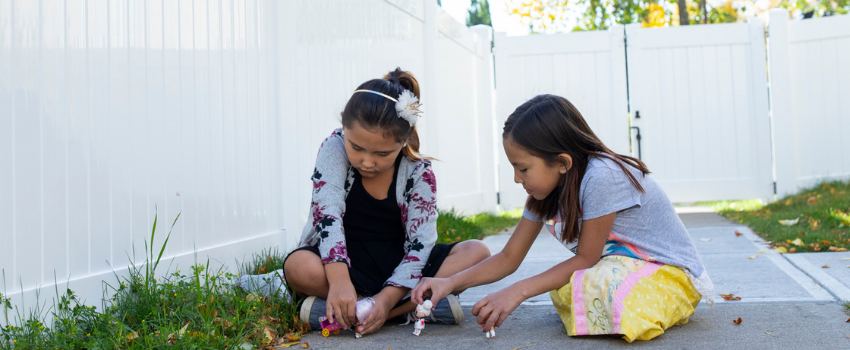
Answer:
[
  {"xmin": 467, "ymin": 0, "xmax": 493, "ymax": 26},
  {"xmin": 505, "ymin": 0, "xmax": 571, "ymax": 33}
]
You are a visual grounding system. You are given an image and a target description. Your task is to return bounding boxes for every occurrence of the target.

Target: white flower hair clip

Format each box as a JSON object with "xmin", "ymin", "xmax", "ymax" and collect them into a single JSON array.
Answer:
[
  {"xmin": 395, "ymin": 90, "xmax": 422, "ymax": 127},
  {"xmin": 353, "ymin": 89, "xmax": 423, "ymax": 127}
]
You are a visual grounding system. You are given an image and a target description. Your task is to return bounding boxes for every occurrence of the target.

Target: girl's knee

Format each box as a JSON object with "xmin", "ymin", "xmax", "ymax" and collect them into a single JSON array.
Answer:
[
  {"xmin": 283, "ymin": 250, "xmax": 325, "ymax": 284},
  {"xmin": 454, "ymin": 240, "xmax": 491, "ymax": 262}
]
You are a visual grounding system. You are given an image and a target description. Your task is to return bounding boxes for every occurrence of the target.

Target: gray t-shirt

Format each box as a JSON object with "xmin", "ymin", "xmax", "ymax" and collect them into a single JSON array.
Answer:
[{"xmin": 523, "ymin": 155, "xmax": 714, "ymax": 302}]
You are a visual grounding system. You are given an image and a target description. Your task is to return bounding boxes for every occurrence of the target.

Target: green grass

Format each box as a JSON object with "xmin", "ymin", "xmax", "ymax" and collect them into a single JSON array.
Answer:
[
  {"xmin": 436, "ymin": 208, "xmax": 522, "ymax": 244},
  {"xmin": 707, "ymin": 180, "xmax": 850, "ymax": 253},
  {"xmin": 1, "ymin": 211, "xmax": 303, "ymax": 350}
]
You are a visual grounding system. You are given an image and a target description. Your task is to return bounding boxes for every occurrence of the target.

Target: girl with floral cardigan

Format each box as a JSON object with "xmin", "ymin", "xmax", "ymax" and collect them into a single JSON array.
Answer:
[{"xmin": 283, "ymin": 68, "xmax": 490, "ymax": 336}]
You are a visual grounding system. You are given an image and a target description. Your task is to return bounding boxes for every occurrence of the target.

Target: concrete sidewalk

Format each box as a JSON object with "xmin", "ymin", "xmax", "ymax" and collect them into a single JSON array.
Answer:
[{"xmin": 303, "ymin": 208, "xmax": 850, "ymax": 349}]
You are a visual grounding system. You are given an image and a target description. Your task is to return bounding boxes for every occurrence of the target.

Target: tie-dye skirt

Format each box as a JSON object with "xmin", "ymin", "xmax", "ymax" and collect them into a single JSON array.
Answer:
[{"xmin": 550, "ymin": 255, "xmax": 702, "ymax": 342}]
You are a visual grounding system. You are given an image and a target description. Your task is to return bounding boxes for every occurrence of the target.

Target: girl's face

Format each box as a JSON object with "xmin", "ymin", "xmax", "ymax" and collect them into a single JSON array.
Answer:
[
  {"xmin": 503, "ymin": 137, "xmax": 569, "ymax": 200},
  {"xmin": 343, "ymin": 122, "xmax": 404, "ymax": 179}
]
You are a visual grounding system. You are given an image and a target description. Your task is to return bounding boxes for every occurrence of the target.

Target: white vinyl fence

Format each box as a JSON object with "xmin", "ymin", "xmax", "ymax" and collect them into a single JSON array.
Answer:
[
  {"xmin": 0, "ymin": 0, "xmax": 497, "ymax": 314},
  {"xmin": 494, "ymin": 27, "xmax": 630, "ymax": 211},
  {"xmin": 626, "ymin": 20, "xmax": 773, "ymax": 203},
  {"xmin": 769, "ymin": 9, "xmax": 850, "ymax": 197}
]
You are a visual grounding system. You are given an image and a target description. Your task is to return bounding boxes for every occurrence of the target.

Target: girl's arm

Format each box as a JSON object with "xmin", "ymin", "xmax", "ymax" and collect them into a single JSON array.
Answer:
[
  {"xmin": 300, "ymin": 130, "xmax": 359, "ymax": 328},
  {"xmin": 472, "ymin": 212, "xmax": 616, "ymax": 331},
  {"xmin": 411, "ymin": 217, "xmax": 543, "ymax": 306}
]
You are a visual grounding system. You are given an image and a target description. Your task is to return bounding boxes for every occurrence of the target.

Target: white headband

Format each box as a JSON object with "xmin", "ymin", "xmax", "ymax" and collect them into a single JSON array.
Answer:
[{"xmin": 353, "ymin": 89, "xmax": 423, "ymax": 127}]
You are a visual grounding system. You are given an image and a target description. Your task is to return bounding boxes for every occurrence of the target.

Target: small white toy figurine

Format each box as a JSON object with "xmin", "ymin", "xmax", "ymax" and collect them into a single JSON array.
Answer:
[
  {"xmin": 412, "ymin": 300, "xmax": 433, "ymax": 336},
  {"xmin": 485, "ymin": 326, "xmax": 496, "ymax": 339}
]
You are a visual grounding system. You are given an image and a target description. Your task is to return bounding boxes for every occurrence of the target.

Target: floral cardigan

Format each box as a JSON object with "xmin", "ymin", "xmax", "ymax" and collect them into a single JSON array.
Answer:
[{"xmin": 298, "ymin": 129, "xmax": 439, "ymax": 290}]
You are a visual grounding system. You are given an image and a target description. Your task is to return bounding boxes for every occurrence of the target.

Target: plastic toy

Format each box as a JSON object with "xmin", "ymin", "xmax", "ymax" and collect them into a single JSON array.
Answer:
[
  {"xmin": 412, "ymin": 300, "xmax": 433, "ymax": 336},
  {"xmin": 317, "ymin": 297, "xmax": 375, "ymax": 338},
  {"xmin": 318, "ymin": 316, "xmax": 342, "ymax": 337}
]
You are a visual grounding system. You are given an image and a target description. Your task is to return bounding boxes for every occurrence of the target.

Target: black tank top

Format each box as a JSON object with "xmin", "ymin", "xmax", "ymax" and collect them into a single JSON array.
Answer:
[{"xmin": 343, "ymin": 154, "xmax": 405, "ymax": 296}]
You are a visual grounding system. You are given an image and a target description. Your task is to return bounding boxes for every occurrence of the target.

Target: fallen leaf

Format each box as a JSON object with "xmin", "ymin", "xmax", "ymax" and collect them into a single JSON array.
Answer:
[
  {"xmin": 765, "ymin": 329, "xmax": 778, "ymax": 337},
  {"xmin": 791, "ymin": 238, "xmax": 804, "ymax": 246},
  {"xmin": 840, "ymin": 258, "xmax": 850, "ymax": 260},
  {"xmin": 721, "ymin": 293, "xmax": 742, "ymax": 301},
  {"xmin": 178, "ymin": 322, "xmax": 189, "ymax": 337},
  {"xmin": 775, "ymin": 246, "xmax": 788, "ymax": 253},
  {"xmin": 699, "ymin": 238, "xmax": 713, "ymax": 242},
  {"xmin": 779, "ymin": 218, "xmax": 799, "ymax": 226},
  {"xmin": 259, "ymin": 266, "xmax": 268, "ymax": 274},
  {"xmin": 247, "ymin": 292, "xmax": 262, "ymax": 303},
  {"xmin": 756, "ymin": 251, "xmax": 767, "ymax": 253},
  {"xmin": 846, "ymin": 317, "xmax": 850, "ymax": 322},
  {"xmin": 274, "ymin": 342, "xmax": 300, "ymax": 348},
  {"xmin": 748, "ymin": 255, "xmax": 758, "ymax": 259},
  {"xmin": 829, "ymin": 246, "xmax": 840, "ymax": 251},
  {"xmin": 263, "ymin": 327, "xmax": 277, "ymax": 344},
  {"xmin": 840, "ymin": 248, "xmax": 849, "ymax": 252},
  {"xmin": 167, "ymin": 333, "xmax": 176, "ymax": 345},
  {"xmin": 789, "ymin": 247, "xmax": 797, "ymax": 253},
  {"xmin": 822, "ymin": 264, "xmax": 830, "ymax": 268},
  {"xmin": 732, "ymin": 317, "xmax": 742, "ymax": 324},
  {"xmin": 735, "ymin": 231, "xmax": 743, "ymax": 237},
  {"xmin": 808, "ymin": 196, "xmax": 817, "ymax": 205},
  {"xmin": 285, "ymin": 332, "xmax": 301, "ymax": 342},
  {"xmin": 821, "ymin": 240, "xmax": 832, "ymax": 245},
  {"xmin": 799, "ymin": 231, "xmax": 806, "ymax": 235},
  {"xmin": 301, "ymin": 342, "xmax": 310, "ymax": 349},
  {"xmin": 831, "ymin": 188, "xmax": 837, "ymax": 194},
  {"xmin": 785, "ymin": 199, "xmax": 793, "ymax": 206}
]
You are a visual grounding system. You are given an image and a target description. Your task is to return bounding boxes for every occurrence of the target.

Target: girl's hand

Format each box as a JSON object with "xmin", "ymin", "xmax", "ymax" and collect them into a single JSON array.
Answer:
[
  {"xmin": 411, "ymin": 277, "xmax": 455, "ymax": 307},
  {"xmin": 471, "ymin": 286, "xmax": 524, "ymax": 332},
  {"xmin": 355, "ymin": 293, "xmax": 393, "ymax": 335},
  {"xmin": 326, "ymin": 279, "xmax": 358, "ymax": 329}
]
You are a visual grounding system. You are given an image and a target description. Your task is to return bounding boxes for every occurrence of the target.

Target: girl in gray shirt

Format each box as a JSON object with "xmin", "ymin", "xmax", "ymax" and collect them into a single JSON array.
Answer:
[{"xmin": 412, "ymin": 94, "xmax": 713, "ymax": 342}]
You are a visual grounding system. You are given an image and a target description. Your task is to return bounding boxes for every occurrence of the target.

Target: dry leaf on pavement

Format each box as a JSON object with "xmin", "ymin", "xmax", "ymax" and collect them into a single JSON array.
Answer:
[
  {"xmin": 301, "ymin": 342, "xmax": 310, "ymax": 349},
  {"xmin": 822, "ymin": 264, "xmax": 830, "ymax": 268},
  {"xmin": 721, "ymin": 293, "xmax": 742, "ymax": 301},
  {"xmin": 732, "ymin": 317, "xmax": 742, "ymax": 325},
  {"xmin": 735, "ymin": 231, "xmax": 743, "ymax": 237}
]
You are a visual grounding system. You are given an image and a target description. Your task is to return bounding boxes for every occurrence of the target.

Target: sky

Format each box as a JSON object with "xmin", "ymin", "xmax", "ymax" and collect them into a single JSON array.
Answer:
[{"xmin": 440, "ymin": 0, "xmax": 531, "ymax": 36}]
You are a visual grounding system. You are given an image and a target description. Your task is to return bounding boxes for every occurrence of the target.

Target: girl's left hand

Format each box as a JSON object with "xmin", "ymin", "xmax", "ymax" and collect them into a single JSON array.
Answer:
[
  {"xmin": 356, "ymin": 294, "xmax": 392, "ymax": 335},
  {"xmin": 471, "ymin": 286, "xmax": 524, "ymax": 332}
]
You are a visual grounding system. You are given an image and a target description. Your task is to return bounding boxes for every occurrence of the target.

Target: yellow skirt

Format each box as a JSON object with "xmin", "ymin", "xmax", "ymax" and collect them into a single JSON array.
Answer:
[{"xmin": 550, "ymin": 256, "xmax": 701, "ymax": 342}]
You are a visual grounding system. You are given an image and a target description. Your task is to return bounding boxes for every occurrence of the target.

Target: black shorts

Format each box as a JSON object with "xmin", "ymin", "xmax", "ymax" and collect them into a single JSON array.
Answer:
[{"xmin": 282, "ymin": 242, "xmax": 457, "ymax": 298}]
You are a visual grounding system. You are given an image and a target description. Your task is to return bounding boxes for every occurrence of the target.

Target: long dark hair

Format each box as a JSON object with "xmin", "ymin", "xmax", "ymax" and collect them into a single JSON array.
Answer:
[
  {"xmin": 341, "ymin": 68, "xmax": 426, "ymax": 161},
  {"xmin": 503, "ymin": 94, "xmax": 650, "ymax": 244}
]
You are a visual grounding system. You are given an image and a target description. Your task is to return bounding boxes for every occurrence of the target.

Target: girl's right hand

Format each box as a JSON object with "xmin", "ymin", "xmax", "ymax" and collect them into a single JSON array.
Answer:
[
  {"xmin": 326, "ymin": 279, "xmax": 358, "ymax": 329},
  {"xmin": 411, "ymin": 277, "xmax": 455, "ymax": 307}
]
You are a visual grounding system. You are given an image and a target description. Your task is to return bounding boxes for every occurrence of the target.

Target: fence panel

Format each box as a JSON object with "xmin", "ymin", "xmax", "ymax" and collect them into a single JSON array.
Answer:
[
  {"xmin": 493, "ymin": 27, "xmax": 630, "ymax": 211},
  {"xmin": 0, "ymin": 0, "xmax": 285, "ymax": 311},
  {"xmin": 427, "ymin": 13, "xmax": 497, "ymax": 214},
  {"xmin": 626, "ymin": 20, "xmax": 773, "ymax": 203},
  {"xmin": 770, "ymin": 10, "xmax": 850, "ymax": 197}
]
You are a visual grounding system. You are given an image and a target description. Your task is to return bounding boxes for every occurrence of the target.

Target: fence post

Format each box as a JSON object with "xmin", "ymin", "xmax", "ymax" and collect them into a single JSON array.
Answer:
[
  {"xmin": 768, "ymin": 9, "xmax": 798, "ymax": 198},
  {"xmin": 469, "ymin": 25, "xmax": 499, "ymax": 213},
  {"xmin": 748, "ymin": 17, "xmax": 774, "ymax": 204},
  {"xmin": 419, "ymin": 0, "xmax": 439, "ymax": 156},
  {"xmin": 275, "ymin": 0, "xmax": 301, "ymax": 251}
]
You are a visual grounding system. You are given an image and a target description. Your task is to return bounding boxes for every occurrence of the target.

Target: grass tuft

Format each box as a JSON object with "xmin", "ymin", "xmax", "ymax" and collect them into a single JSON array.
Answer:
[
  {"xmin": 708, "ymin": 180, "xmax": 850, "ymax": 253},
  {"xmin": 0, "ymin": 210, "xmax": 302, "ymax": 349},
  {"xmin": 436, "ymin": 208, "xmax": 522, "ymax": 244}
]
